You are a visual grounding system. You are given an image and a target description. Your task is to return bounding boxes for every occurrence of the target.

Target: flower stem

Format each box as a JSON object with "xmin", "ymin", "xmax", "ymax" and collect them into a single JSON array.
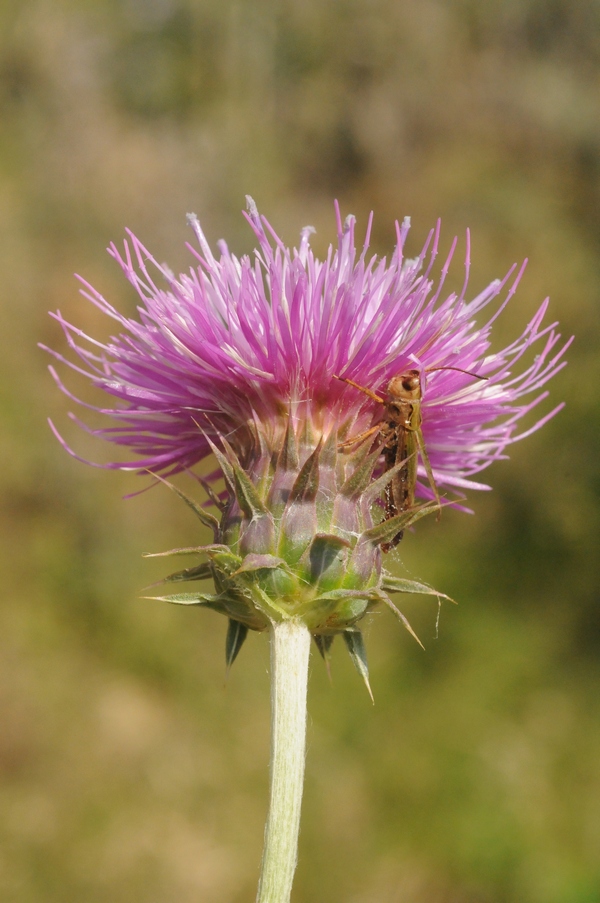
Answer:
[{"xmin": 256, "ymin": 618, "xmax": 311, "ymax": 903}]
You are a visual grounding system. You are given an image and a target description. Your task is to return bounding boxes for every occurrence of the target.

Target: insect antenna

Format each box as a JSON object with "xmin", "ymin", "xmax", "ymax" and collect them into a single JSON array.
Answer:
[
  {"xmin": 425, "ymin": 366, "xmax": 489, "ymax": 380},
  {"xmin": 333, "ymin": 375, "xmax": 385, "ymax": 404}
]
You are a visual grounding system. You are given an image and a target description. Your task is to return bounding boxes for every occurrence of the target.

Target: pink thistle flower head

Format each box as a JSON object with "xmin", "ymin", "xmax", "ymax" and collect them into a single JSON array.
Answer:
[{"xmin": 44, "ymin": 199, "xmax": 571, "ymax": 679}]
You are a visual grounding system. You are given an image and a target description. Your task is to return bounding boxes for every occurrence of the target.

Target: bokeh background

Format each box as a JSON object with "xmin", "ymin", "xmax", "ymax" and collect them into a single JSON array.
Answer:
[{"xmin": 1, "ymin": 1, "xmax": 598, "ymax": 901}]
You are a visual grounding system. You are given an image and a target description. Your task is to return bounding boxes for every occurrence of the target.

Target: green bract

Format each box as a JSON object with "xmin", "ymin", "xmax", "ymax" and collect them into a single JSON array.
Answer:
[{"xmin": 145, "ymin": 418, "xmax": 449, "ymax": 693}]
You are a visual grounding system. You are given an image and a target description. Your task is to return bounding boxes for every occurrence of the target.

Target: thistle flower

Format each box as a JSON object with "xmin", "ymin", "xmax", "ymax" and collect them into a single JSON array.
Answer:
[
  {"xmin": 45, "ymin": 198, "xmax": 569, "ymax": 635},
  {"xmin": 44, "ymin": 199, "xmax": 570, "ymax": 903}
]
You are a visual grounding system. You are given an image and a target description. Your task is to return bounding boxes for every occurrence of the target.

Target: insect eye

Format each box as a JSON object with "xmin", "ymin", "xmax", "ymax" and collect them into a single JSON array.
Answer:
[{"xmin": 402, "ymin": 377, "xmax": 418, "ymax": 392}]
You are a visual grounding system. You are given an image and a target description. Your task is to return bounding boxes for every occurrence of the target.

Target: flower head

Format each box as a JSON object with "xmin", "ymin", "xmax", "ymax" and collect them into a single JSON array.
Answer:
[
  {"xmin": 44, "ymin": 200, "xmax": 571, "ymax": 677},
  {"xmin": 46, "ymin": 198, "xmax": 569, "ymax": 491}
]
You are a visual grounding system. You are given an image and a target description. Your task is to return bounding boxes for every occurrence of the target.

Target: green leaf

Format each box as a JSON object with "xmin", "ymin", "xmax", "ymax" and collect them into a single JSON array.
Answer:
[
  {"xmin": 232, "ymin": 554, "xmax": 289, "ymax": 575},
  {"xmin": 232, "ymin": 463, "xmax": 268, "ymax": 519},
  {"xmin": 212, "ymin": 436, "xmax": 268, "ymax": 518},
  {"xmin": 142, "ymin": 591, "xmax": 220, "ymax": 606},
  {"xmin": 225, "ymin": 619, "xmax": 249, "ymax": 671},
  {"xmin": 253, "ymin": 422, "xmax": 270, "ymax": 462},
  {"xmin": 306, "ymin": 533, "xmax": 351, "ymax": 581},
  {"xmin": 206, "ymin": 548, "xmax": 244, "ymax": 574},
  {"xmin": 381, "ymin": 576, "xmax": 454, "ymax": 603},
  {"xmin": 289, "ymin": 440, "xmax": 322, "ymax": 503},
  {"xmin": 360, "ymin": 501, "xmax": 439, "ymax": 547},
  {"xmin": 148, "ymin": 471, "xmax": 220, "ymax": 534},
  {"xmin": 343, "ymin": 629, "xmax": 374, "ymax": 702},
  {"xmin": 335, "ymin": 417, "xmax": 355, "ymax": 445},
  {"xmin": 299, "ymin": 416, "xmax": 316, "ymax": 453},
  {"xmin": 251, "ymin": 585, "xmax": 289, "ymax": 620},
  {"xmin": 309, "ymin": 588, "xmax": 369, "ymax": 602},
  {"xmin": 340, "ymin": 446, "xmax": 383, "ymax": 500},
  {"xmin": 305, "ymin": 593, "xmax": 369, "ymax": 631},
  {"xmin": 320, "ymin": 428, "xmax": 338, "ymax": 468},
  {"xmin": 362, "ymin": 453, "xmax": 417, "ymax": 506},
  {"xmin": 313, "ymin": 633, "xmax": 334, "ymax": 661},
  {"xmin": 143, "ymin": 546, "xmax": 210, "ymax": 558},
  {"xmin": 277, "ymin": 418, "xmax": 299, "ymax": 471},
  {"xmin": 377, "ymin": 591, "xmax": 425, "ymax": 649},
  {"xmin": 204, "ymin": 437, "xmax": 236, "ymax": 493},
  {"xmin": 157, "ymin": 562, "xmax": 213, "ymax": 584},
  {"xmin": 146, "ymin": 542, "xmax": 235, "ymax": 559},
  {"xmin": 313, "ymin": 634, "xmax": 335, "ymax": 679},
  {"xmin": 195, "ymin": 473, "xmax": 226, "ymax": 511}
]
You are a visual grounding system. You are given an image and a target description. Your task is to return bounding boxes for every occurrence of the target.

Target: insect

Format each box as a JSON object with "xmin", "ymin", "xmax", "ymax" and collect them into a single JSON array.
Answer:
[{"xmin": 336, "ymin": 367, "xmax": 487, "ymax": 551}]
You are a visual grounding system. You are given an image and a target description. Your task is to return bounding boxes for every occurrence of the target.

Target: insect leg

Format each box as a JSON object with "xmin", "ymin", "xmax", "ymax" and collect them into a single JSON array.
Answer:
[
  {"xmin": 338, "ymin": 423, "xmax": 381, "ymax": 450},
  {"xmin": 334, "ymin": 375, "xmax": 385, "ymax": 404},
  {"xmin": 415, "ymin": 429, "xmax": 442, "ymax": 519}
]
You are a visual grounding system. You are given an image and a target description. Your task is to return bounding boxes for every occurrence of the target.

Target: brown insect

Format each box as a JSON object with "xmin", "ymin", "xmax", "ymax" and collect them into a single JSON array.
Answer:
[{"xmin": 336, "ymin": 367, "xmax": 486, "ymax": 551}]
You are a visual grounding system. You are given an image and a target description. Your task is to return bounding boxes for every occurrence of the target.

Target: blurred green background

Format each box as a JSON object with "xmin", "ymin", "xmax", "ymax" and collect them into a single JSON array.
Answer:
[{"xmin": 1, "ymin": 0, "xmax": 598, "ymax": 901}]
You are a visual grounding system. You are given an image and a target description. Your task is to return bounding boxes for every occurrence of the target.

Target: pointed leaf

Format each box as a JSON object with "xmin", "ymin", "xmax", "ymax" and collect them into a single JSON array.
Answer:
[
  {"xmin": 143, "ymin": 546, "xmax": 210, "ymax": 558},
  {"xmin": 232, "ymin": 554, "xmax": 289, "ymax": 575},
  {"xmin": 289, "ymin": 440, "xmax": 322, "ymax": 503},
  {"xmin": 378, "ymin": 592, "xmax": 425, "ymax": 649},
  {"xmin": 313, "ymin": 633, "xmax": 334, "ymax": 661},
  {"xmin": 205, "ymin": 436, "xmax": 236, "ymax": 493},
  {"xmin": 343, "ymin": 427, "xmax": 381, "ymax": 467},
  {"xmin": 277, "ymin": 418, "xmax": 299, "ymax": 471},
  {"xmin": 360, "ymin": 502, "xmax": 439, "ymax": 547},
  {"xmin": 150, "ymin": 543, "xmax": 231, "ymax": 556},
  {"xmin": 302, "ymin": 591, "xmax": 369, "ymax": 628},
  {"xmin": 219, "ymin": 435, "xmax": 246, "ymax": 470},
  {"xmin": 336, "ymin": 417, "xmax": 354, "ymax": 445},
  {"xmin": 196, "ymin": 473, "xmax": 226, "ymax": 511},
  {"xmin": 312, "ymin": 533, "xmax": 352, "ymax": 549},
  {"xmin": 142, "ymin": 591, "xmax": 220, "ymax": 606},
  {"xmin": 157, "ymin": 562, "xmax": 213, "ymax": 585},
  {"xmin": 232, "ymin": 463, "xmax": 268, "ymax": 519},
  {"xmin": 212, "ymin": 437, "xmax": 267, "ymax": 518},
  {"xmin": 313, "ymin": 634, "xmax": 335, "ymax": 680},
  {"xmin": 251, "ymin": 585, "xmax": 289, "ymax": 620},
  {"xmin": 362, "ymin": 453, "xmax": 417, "ymax": 506},
  {"xmin": 340, "ymin": 446, "xmax": 383, "ymax": 500},
  {"xmin": 343, "ymin": 629, "xmax": 374, "ymax": 702},
  {"xmin": 309, "ymin": 588, "xmax": 368, "ymax": 602},
  {"xmin": 206, "ymin": 548, "xmax": 244, "ymax": 574},
  {"xmin": 248, "ymin": 418, "xmax": 270, "ymax": 465},
  {"xmin": 299, "ymin": 416, "xmax": 315, "ymax": 453},
  {"xmin": 148, "ymin": 471, "xmax": 219, "ymax": 534},
  {"xmin": 320, "ymin": 428, "xmax": 338, "ymax": 468},
  {"xmin": 306, "ymin": 533, "xmax": 351, "ymax": 582},
  {"xmin": 226, "ymin": 619, "xmax": 249, "ymax": 671},
  {"xmin": 381, "ymin": 575, "xmax": 454, "ymax": 603}
]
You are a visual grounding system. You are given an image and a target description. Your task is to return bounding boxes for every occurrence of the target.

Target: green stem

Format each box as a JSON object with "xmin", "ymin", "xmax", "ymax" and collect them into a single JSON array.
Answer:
[{"xmin": 256, "ymin": 618, "xmax": 311, "ymax": 903}]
